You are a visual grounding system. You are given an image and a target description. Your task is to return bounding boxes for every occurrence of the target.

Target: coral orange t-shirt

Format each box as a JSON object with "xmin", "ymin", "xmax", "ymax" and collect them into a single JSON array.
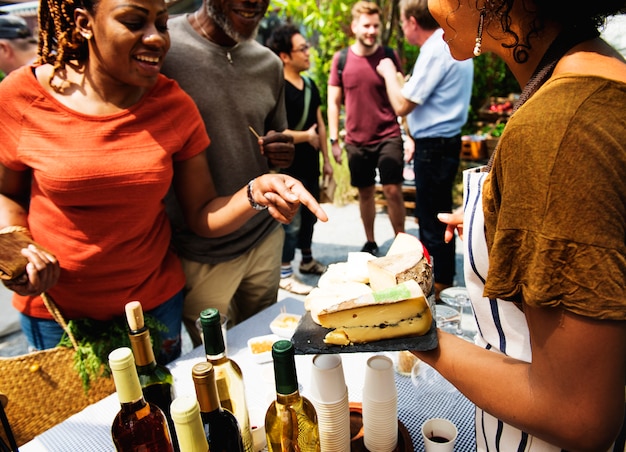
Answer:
[{"xmin": 0, "ymin": 67, "xmax": 210, "ymax": 320}]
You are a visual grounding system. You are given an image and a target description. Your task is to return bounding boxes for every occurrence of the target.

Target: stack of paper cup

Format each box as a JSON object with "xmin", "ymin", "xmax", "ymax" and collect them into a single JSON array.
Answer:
[
  {"xmin": 362, "ymin": 355, "xmax": 398, "ymax": 452},
  {"xmin": 308, "ymin": 354, "xmax": 351, "ymax": 452}
]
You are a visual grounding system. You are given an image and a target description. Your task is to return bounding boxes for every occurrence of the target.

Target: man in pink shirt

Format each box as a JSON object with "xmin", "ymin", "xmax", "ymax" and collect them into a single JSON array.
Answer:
[{"xmin": 327, "ymin": 1, "xmax": 406, "ymax": 256}]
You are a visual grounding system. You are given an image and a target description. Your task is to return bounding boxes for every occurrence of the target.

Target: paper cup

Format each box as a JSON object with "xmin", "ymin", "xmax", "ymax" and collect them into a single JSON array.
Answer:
[
  {"xmin": 309, "ymin": 354, "xmax": 347, "ymax": 404},
  {"xmin": 249, "ymin": 408, "xmax": 267, "ymax": 452},
  {"xmin": 421, "ymin": 418, "xmax": 457, "ymax": 452},
  {"xmin": 363, "ymin": 355, "xmax": 396, "ymax": 402},
  {"xmin": 312, "ymin": 391, "xmax": 351, "ymax": 452}
]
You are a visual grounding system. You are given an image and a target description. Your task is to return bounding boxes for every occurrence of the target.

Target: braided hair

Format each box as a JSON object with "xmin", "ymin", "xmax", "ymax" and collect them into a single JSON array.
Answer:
[{"xmin": 36, "ymin": 0, "xmax": 95, "ymax": 90}]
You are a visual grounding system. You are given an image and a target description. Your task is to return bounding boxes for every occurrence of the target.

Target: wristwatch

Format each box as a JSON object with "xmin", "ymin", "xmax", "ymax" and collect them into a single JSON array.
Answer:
[{"xmin": 330, "ymin": 138, "xmax": 338, "ymax": 145}]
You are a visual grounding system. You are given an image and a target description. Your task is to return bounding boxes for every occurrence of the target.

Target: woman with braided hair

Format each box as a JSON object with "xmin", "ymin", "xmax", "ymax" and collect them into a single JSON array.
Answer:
[
  {"xmin": 411, "ymin": 0, "xmax": 626, "ymax": 450},
  {"xmin": 0, "ymin": 0, "xmax": 326, "ymax": 363}
]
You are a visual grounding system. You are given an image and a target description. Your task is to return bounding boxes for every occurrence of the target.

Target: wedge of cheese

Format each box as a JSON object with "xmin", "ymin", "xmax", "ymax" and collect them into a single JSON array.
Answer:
[
  {"xmin": 367, "ymin": 251, "xmax": 433, "ymax": 296},
  {"xmin": 317, "ymin": 280, "xmax": 426, "ymax": 328},
  {"xmin": 386, "ymin": 232, "xmax": 424, "ymax": 256},
  {"xmin": 305, "ymin": 282, "xmax": 373, "ymax": 324},
  {"xmin": 324, "ymin": 313, "xmax": 432, "ymax": 345}
]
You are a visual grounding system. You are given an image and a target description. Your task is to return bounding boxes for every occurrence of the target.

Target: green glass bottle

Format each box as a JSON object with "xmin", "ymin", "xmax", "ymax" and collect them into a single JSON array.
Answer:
[
  {"xmin": 265, "ymin": 340, "xmax": 320, "ymax": 452},
  {"xmin": 200, "ymin": 308, "xmax": 254, "ymax": 452},
  {"xmin": 125, "ymin": 302, "xmax": 178, "ymax": 450}
]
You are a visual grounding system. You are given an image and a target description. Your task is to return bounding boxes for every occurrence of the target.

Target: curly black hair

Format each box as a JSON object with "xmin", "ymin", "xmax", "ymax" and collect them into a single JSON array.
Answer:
[
  {"xmin": 479, "ymin": 0, "xmax": 626, "ymax": 63},
  {"xmin": 266, "ymin": 22, "xmax": 301, "ymax": 57}
]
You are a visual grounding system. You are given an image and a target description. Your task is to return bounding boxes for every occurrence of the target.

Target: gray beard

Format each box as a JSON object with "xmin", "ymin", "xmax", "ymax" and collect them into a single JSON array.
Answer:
[{"xmin": 205, "ymin": 2, "xmax": 258, "ymax": 43}]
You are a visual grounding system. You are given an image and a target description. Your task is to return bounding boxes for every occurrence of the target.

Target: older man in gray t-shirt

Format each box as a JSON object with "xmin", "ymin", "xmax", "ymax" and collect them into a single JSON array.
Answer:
[{"xmin": 161, "ymin": 0, "xmax": 294, "ymax": 346}]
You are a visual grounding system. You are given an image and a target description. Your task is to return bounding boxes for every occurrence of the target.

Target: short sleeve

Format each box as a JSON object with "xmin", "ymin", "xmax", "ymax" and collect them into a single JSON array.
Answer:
[
  {"xmin": 0, "ymin": 67, "xmax": 33, "ymax": 171},
  {"xmin": 157, "ymin": 76, "xmax": 211, "ymax": 162},
  {"xmin": 328, "ymin": 51, "xmax": 342, "ymax": 87},
  {"xmin": 483, "ymin": 76, "xmax": 626, "ymax": 320}
]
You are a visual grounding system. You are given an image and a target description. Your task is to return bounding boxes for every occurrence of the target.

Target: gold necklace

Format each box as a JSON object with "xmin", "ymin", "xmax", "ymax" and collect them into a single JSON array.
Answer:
[{"xmin": 192, "ymin": 11, "xmax": 234, "ymax": 64}]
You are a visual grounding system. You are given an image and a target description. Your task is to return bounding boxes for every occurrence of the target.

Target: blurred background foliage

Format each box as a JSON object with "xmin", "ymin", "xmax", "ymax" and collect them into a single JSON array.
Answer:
[
  {"xmin": 262, "ymin": 0, "xmax": 520, "ymax": 133},
  {"xmin": 261, "ymin": 0, "xmax": 519, "ymax": 205}
]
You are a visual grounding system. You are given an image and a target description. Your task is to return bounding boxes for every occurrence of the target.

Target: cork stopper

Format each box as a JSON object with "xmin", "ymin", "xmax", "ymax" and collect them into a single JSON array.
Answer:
[{"xmin": 125, "ymin": 301, "xmax": 144, "ymax": 332}]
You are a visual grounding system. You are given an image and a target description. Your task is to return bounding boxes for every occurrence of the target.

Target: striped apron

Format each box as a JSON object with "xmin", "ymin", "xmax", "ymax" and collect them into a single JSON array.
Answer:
[{"xmin": 463, "ymin": 167, "xmax": 562, "ymax": 452}]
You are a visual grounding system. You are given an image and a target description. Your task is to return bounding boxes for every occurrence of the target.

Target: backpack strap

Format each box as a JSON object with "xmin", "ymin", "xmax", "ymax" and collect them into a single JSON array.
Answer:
[
  {"xmin": 337, "ymin": 46, "xmax": 396, "ymax": 86},
  {"xmin": 294, "ymin": 75, "xmax": 312, "ymax": 131},
  {"xmin": 336, "ymin": 47, "xmax": 349, "ymax": 87},
  {"xmin": 383, "ymin": 46, "xmax": 396, "ymax": 62}
]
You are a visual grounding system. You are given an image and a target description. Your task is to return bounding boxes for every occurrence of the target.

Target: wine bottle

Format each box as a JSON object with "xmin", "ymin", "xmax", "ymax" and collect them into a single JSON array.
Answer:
[
  {"xmin": 192, "ymin": 361, "xmax": 245, "ymax": 451},
  {"xmin": 199, "ymin": 307, "xmax": 254, "ymax": 452},
  {"xmin": 170, "ymin": 396, "xmax": 210, "ymax": 452},
  {"xmin": 265, "ymin": 340, "xmax": 320, "ymax": 452},
  {"xmin": 125, "ymin": 302, "xmax": 179, "ymax": 451},
  {"xmin": 109, "ymin": 347, "xmax": 174, "ymax": 452}
]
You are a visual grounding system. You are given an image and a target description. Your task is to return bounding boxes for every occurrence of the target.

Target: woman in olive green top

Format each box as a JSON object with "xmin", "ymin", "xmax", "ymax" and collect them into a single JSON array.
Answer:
[{"xmin": 416, "ymin": 0, "xmax": 626, "ymax": 450}]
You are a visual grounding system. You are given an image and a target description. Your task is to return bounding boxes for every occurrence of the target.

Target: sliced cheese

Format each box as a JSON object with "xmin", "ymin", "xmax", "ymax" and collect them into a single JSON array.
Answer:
[
  {"xmin": 367, "ymin": 251, "xmax": 433, "ymax": 295},
  {"xmin": 323, "ymin": 310, "xmax": 432, "ymax": 345},
  {"xmin": 345, "ymin": 251, "xmax": 376, "ymax": 283},
  {"xmin": 317, "ymin": 280, "xmax": 426, "ymax": 329},
  {"xmin": 317, "ymin": 262, "xmax": 350, "ymax": 288},
  {"xmin": 317, "ymin": 253, "xmax": 375, "ymax": 287},
  {"xmin": 387, "ymin": 232, "xmax": 424, "ymax": 257}
]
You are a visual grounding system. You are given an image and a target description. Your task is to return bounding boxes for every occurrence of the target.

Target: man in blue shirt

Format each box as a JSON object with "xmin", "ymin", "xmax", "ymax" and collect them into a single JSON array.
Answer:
[{"xmin": 377, "ymin": 0, "xmax": 473, "ymax": 299}]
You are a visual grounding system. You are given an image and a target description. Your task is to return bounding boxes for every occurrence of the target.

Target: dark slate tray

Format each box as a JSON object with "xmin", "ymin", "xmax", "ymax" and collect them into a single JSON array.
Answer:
[{"xmin": 291, "ymin": 310, "xmax": 438, "ymax": 355}]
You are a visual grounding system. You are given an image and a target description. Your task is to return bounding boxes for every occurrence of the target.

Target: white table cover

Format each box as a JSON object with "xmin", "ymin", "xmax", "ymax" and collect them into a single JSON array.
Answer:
[{"xmin": 21, "ymin": 298, "xmax": 476, "ymax": 451}]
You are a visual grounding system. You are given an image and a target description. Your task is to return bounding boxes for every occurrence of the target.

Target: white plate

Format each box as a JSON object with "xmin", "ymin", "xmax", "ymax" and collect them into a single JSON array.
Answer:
[
  {"xmin": 247, "ymin": 334, "xmax": 281, "ymax": 363},
  {"xmin": 269, "ymin": 312, "xmax": 302, "ymax": 338}
]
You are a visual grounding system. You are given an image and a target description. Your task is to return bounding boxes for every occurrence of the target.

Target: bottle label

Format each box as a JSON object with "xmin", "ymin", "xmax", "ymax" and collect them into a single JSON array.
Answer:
[{"xmin": 216, "ymin": 376, "xmax": 234, "ymax": 413}]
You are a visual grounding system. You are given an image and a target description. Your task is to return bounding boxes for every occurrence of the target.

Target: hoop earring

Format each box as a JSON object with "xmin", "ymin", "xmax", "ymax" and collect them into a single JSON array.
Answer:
[{"xmin": 473, "ymin": 8, "xmax": 485, "ymax": 57}]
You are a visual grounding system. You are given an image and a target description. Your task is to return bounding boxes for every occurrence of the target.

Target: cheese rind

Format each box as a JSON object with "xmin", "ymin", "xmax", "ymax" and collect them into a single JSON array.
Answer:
[
  {"xmin": 305, "ymin": 282, "xmax": 373, "ymax": 324},
  {"xmin": 317, "ymin": 280, "xmax": 426, "ymax": 329},
  {"xmin": 323, "ymin": 310, "xmax": 433, "ymax": 345},
  {"xmin": 318, "ymin": 297, "xmax": 425, "ymax": 329},
  {"xmin": 367, "ymin": 251, "xmax": 433, "ymax": 296}
]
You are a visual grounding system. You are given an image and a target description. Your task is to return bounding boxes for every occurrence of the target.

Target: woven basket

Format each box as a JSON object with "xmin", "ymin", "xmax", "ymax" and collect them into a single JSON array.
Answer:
[{"xmin": 0, "ymin": 294, "xmax": 115, "ymax": 447}]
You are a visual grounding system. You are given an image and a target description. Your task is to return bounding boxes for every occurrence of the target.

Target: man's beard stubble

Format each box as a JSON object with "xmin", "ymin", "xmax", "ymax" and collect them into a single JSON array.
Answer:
[
  {"xmin": 205, "ymin": 1, "xmax": 259, "ymax": 43},
  {"xmin": 357, "ymin": 34, "xmax": 378, "ymax": 50}
]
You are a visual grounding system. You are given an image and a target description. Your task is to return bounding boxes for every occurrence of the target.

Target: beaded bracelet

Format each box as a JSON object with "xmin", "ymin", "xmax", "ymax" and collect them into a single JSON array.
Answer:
[{"xmin": 247, "ymin": 178, "xmax": 268, "ymax": 211}]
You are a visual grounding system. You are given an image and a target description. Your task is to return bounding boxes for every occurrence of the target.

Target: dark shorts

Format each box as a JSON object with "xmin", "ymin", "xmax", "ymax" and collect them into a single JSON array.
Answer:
[{"xmin": 345, "ymin": 136, "xmax": 404, "ymax": 187}]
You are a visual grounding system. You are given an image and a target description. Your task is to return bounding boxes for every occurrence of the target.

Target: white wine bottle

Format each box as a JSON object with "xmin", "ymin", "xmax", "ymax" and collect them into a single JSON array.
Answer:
[
  {"xmin": 125, "ymin": 301, "xmax": 178, "ymax": 450},
  {"xmin": 109, "ymin": 347, "xmax": 174, "ymax": 452},
  {"xmin": 265, "ymin": 340, "xmax": 320, "ymax": 452},
  {"xmin": 192, "ymin": 361, "xmax": 244, "ymax": 451},
  {"xmin": 170, "ymin": 396, "xmax": 210, "ymax": 452},
  {"xmin": 199, "ymin": 308, "xmax": 254, "ymax": 452}
]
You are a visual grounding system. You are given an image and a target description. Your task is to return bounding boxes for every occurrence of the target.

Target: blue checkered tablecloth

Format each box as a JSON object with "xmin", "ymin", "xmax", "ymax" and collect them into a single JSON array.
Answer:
[{"xmin": 20, "ymin": 298, "xmax": 476, "ymax": 451}]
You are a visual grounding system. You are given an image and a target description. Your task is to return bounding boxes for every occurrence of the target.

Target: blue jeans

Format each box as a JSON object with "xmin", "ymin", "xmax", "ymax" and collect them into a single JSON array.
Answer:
[
  {"xmin": 282, "ymin": 205, "xmax": 302, "ymax": 263},
  {"xmin": 413, "ymin": 136, "xmax": 461, "ymax": 285},
  {"xmin": 20, "ymin": 291, "xmax": 184, "ymax": 364}
]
